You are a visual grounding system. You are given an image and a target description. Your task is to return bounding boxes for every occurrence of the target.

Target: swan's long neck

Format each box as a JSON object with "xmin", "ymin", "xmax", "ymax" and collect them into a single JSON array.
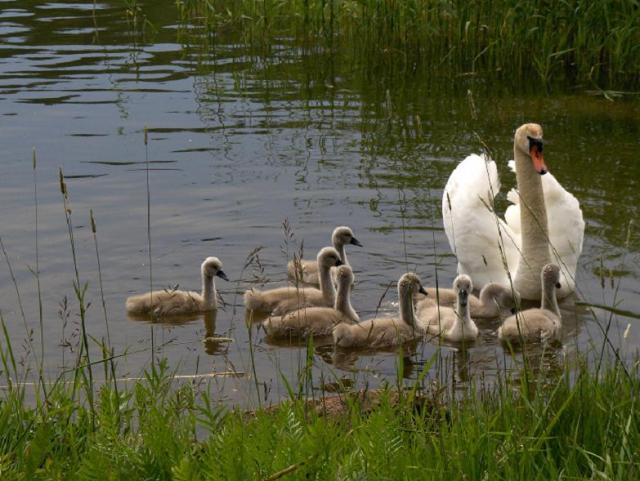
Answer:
[
  {"xmin": 335, "ymin": 240, "xmax": 348, "ymax": 266},
  {"xmin": 201, "ymin": 273, "xmax": 216, "ymax": 309},
  {"xmin": 541, "ymin": 282, "xmax": 561, "ymax": 318},
  {"xmin": 514, "ymin": 147, "xmax": 551, "ymax": 300},
  {"xmin": 399, "ymin": 285, "xmax": 416, "ymax": 327},
  {"xmin": 335, "ymin": 281, "xmax": 358, "ymax": 322},
  {"xmin": 319, "ymin": 262, "xmax": 336, "ymax": 306}
]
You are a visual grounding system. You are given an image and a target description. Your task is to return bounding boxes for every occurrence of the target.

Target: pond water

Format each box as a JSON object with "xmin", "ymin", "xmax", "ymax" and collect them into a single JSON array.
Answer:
[{"xmin": 1, "ymin": 1, "xmax": 639, "ymax": 405}]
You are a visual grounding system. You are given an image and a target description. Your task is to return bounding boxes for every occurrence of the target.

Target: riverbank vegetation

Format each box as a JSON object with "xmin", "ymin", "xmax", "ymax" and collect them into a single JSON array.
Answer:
[
  {"xmin": 1, "ymin": 353, "xmax": 638, "ymax": 479},
  {"xmin": 174, "ymin": 0, "xmax": 640, "ymax": 91}
]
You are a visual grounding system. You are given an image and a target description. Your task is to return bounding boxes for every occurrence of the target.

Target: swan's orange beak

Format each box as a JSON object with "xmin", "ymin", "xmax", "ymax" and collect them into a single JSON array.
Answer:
[{"xmin": 529, "ymin": 142, "xmax": 547, "ymax": 175}]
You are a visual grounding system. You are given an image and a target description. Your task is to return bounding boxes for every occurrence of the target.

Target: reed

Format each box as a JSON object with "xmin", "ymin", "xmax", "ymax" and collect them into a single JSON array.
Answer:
[
  {"xmin": 176, "ymin": 0, "xmax": 640, "ymax": 90},
  {"xmin": 0, "ymin": 350, "xmax": 637, "ymax": 479},
  {"xmin": 58, "ymin": 168, "xmax": 96, "ymax": 428}
]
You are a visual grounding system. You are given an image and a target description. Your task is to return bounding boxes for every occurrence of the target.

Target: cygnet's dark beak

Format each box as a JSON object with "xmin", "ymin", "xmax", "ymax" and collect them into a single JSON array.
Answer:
[
  {"xmin": 510, "ymin": 307, "xmax": 517, "ymax": 314},
  {"xmin": 418, "ymin": 285, "xmax": 428, "ymax": 296},
  {"xmin": 555, "ymin": 282, "xmax": 562, "ymax": 289},
  {"xmin": 216, "ymin": 270, "xmax": 229, "ymax": 281},
  {"xmin": 459, "ymin": 289, "xmax": 468, "ymax": 307},
  {"xmin": 350, "ymin": 237, "xmax": 363, "ymax": 247},
  {"xmin": 335, "ymin": 258, "xmax": 344, "ymax": 267}
]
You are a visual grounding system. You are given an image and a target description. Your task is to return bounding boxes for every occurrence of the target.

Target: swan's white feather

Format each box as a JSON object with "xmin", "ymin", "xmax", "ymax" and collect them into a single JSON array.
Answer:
[
  {"xmin": 443, "ymin": 153, "xmax": 583, "ymax": 297},
  {"xmin": 442, "ymin": 154, "xmax": 518, "ymax": 288}
]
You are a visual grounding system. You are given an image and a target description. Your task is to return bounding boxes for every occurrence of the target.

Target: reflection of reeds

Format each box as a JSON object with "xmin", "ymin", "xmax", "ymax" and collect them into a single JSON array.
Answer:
[{"xmin": 178, "ymin": 0, "xmax": 640, "ymax": 89}]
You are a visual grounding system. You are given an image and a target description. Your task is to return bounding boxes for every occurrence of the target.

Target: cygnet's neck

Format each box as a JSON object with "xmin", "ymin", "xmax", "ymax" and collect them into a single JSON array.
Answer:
[
  {"xmin": 455, "ymin": 296, "xmax": 473, "ymax": 328},
  {"xmin": 443, "ymin": 294, "xmax": 477, "ymax": 340},
  {"xmin": 399, "ymin": 285, "xmax": 416, "ymax": 327},
  {"xmin": 335, "ymin": 281, "xmax": 358, "ymax": 322},
  {"xmin": 201, "ymin": 272, "xmax": 217, "ymax": 309},
  {"xmin": 318, "ymin": 261, "xmax": 337, "ymax": 305},
  {"xmin": 334, "ymin": 239, "xmax": 349, "ymax": 266},
  {"xmin": 541, "ymin": 281, "xmax": 560, "ymax": 318},
  {"xmin": 514, "ymin": 147, "xmax": 552, "ymax": 299}
]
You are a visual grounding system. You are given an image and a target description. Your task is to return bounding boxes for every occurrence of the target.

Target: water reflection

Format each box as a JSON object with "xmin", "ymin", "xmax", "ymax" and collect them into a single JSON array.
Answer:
[{"xmin": 202, "ymin": 311, "xmax": 233, "ymax": 355}]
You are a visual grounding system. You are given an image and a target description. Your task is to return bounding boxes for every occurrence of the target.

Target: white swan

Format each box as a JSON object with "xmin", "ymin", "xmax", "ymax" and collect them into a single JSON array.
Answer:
[
  {"xmin": 287, "ymin": 226, "xmax": 362, "ymax": 285},
  {"xmin": 126, "ymin": 257, "xmax": 228, "ymax": 318},
  {"xmin": 332, "ymin": 272, "xmax": 426, "ymax": 349},
  {"xmin": 415, "ymin": 282, "xmax": 518, "ymax": 319},
  {"xmin": 416, "ymin": 275, "xmax": 479, "ymax": 342},
  {"xmin": 442, "ymin": 123, "xmax": 584, "ymax": 300},
  {"xmin": 264, "ymin": 265, "xmax": 359, "ymax": 338},
  {"xmin": 244, "ymin": 247, "xmax": 342, "ymax": 316},
  {"xmin": 498, "ymin": 264, "xmax": 562, "ymax": 344}
]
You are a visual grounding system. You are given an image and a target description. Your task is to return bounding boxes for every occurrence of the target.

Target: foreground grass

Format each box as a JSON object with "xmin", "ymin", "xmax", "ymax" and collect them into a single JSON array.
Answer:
[
  {"xmin": 0, "ymin": 358, "xmax": 638, "ymax": 480},
  {"xmin": 176, "ymin": 0, "xmax": 640, "ymax": 90}
]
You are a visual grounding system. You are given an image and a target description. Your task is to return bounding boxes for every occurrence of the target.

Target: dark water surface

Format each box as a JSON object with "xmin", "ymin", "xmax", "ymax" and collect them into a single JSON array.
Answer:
[{"xmin": 1, "ymin": 1, "xmax": 639, "ymax": 404}]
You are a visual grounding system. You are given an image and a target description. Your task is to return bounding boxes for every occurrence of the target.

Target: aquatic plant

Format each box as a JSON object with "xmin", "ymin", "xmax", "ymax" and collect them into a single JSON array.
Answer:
[
  {"xmin": 176, "ymin": 0, "xmax": 640, "ymax": 90},
  {"xmin": 0, "ymin": 351, "xmax": 638, "ymax": 479}
]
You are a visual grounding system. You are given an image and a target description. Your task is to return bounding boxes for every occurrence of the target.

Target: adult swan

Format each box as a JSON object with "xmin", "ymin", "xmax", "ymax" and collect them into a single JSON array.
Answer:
[{"xmin": 442, "ymin": 123, "xmax": 584, "ymax": 300}]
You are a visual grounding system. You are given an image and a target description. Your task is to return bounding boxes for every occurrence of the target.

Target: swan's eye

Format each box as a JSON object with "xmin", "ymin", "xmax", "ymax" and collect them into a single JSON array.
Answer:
[{"xmin": 527, "ymin": 135, "xmax": 543, "ymax": 153}]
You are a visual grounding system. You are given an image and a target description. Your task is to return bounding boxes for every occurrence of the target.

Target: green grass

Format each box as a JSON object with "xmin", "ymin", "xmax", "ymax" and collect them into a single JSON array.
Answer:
[
  {"xmin": 175, "ymin": 0, "xmax": 640, "ymax": 90},
  {"xmin": 1, "ymin": 356, "xmax": 638, "ymax": 480}
]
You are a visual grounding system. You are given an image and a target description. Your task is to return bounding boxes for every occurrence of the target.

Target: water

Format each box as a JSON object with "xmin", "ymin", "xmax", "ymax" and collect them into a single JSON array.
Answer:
[{"xmin": 1, "ymin": 1, "xmax": 639, "ymax": 405}]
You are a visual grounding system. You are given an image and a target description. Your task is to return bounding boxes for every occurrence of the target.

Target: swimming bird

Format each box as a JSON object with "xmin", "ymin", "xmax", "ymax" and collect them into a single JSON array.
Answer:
[
  {"xmin": 287, "ymin": 226, "xmax": 362, "ymax": 285},
  {"xmin": 498, "ymin": 264, "xmax": 562, "ymax": 345},
  {"xmin": 333, "ymin": 272, "xmax": 426, "ymax": 349},
  {"xmin": 126, "ymin": 257, "xmax": 228, "ymax": 318},
  {"xmin": 416, "ymin": 275, "xmax": 479, "ymax": 343},
  {"xmin": 415, "ymin": 282, "xmax": 519, "ymax": 319},
  {"xmin": 244, "ymin": 247, "xmax": 343, "ymax": 316},
  {"xmin": 264, "ymin": 265, "xmax": 359, "ymax": 338},
  {"xmin": 442, "ymin": 123, "xmax": 583, "ymax": 300}
]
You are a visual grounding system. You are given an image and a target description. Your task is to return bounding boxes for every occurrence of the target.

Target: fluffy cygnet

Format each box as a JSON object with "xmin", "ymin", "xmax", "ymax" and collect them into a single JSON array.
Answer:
[
  {"xmin": 498, "ymin": 264, "xmax": 562, "ymax": 345},
  {"xmin": 416, "ymin": 274, "xmax": 479, "ymax": 342},
  {"xmin": 126, "ymin": 257, "xmax": 228, "ymax": 318},
  {"xmin": 287, "ymin": 226, "xmax": 362, "ymax": 285},
  {"xmin": 264, "ymin": 265, "xmax": 359, "ymax": 338},
  {"xmin": 244, "ymin": 247, "xmax": 342, "ymax": 316},
  {"xmin": 332, "ymin": 272, "xmax": 426, "ymax": 349}
]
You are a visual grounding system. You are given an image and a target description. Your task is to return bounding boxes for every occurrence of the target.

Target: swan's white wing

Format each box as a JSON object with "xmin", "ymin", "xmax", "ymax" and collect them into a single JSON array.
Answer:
[
  {"xmin": 541, "ymin": 173, "xmax": 584, "ymax": 295},
  {"xmin": 504, "ymin": 161, "xmax": 584, "ymax": 296},
  {"xmin": 442, "ymin": 154, "xmax": 517, "ymax": 288}
]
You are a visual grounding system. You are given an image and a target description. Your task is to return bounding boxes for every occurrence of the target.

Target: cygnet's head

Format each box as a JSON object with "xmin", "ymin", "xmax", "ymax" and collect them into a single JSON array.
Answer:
[
  {"xmin": 335, "ymin": 265, "xmax": 355, "ymax": 288},
  {"xmin": 542, "ymin": 264, "xmax": 561, "ymax": 289},
  {"xmin": 482, "ymin": 283, "xmax": 520, "ymax": 309},
  {"xmin": 453, "ymin": 274, "xmax": 473, "ymax": 308},
  {"xmin": 399, "ymin": 272, "xmax": 427, "ymax": 296},
  {"xmin": 317, "ymin": 246, "xmax": 344, "ymax": 268},
  {"xmin": 514, "ymin": 123, "xmax": 547, "ymax": 175},
  {"xmin": 332, "ymin": 226, "xmax": 363, "ymax": 248},
  {"xmin": 201, "ymin": 257, "xmax": 229, "ymax": 281}
]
